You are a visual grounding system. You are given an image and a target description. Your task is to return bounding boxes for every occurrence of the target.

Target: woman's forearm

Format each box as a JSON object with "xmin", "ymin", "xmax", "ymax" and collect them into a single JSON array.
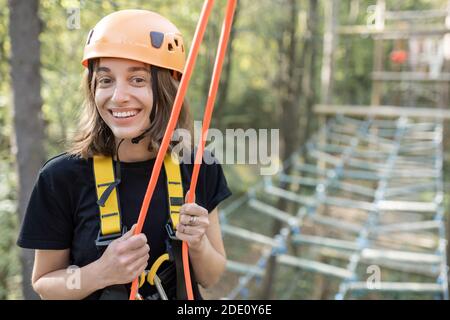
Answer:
[
  {"xmin": 34, "ymin": 237, "xmax": 225, "ymax": 298},
  {"xmin": 33, "ymin": 259, "xmax": 108, "ymax": 300},
  {"xmin": 188, "ymin": 235, "xmax": 226, "ymax": 288}
]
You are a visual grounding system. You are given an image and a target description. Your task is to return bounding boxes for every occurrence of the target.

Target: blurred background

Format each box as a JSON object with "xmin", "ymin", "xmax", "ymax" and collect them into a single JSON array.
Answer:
[{"xmin": 0, "ymin": 0, "xmax": 449, "ymax": 299}]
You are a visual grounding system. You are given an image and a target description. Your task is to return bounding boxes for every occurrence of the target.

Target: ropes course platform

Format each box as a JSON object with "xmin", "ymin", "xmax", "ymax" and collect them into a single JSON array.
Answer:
[
  {"xmin": 208, "ymin": 0, "xmax": 450, "ymax": 300},
  {"xmin": 216, "ymin": 115, "xmax": 448, "ymax": 300}
]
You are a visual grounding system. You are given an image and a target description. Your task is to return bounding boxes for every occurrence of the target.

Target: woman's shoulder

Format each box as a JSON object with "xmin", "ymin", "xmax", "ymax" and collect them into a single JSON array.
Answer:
[{"xmin": 39, "ymin": 152, "xmax": 90, "ymax": 179}]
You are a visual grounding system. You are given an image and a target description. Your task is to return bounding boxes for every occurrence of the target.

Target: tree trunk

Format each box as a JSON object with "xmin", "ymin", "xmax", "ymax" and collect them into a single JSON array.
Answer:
[
  {"xmin": 302, "ymin": 0, "xmax": 319, "ymax": 145},
  {"xmin": 201, "ymin": 9, "xmax": 221, "ymax": 111},
  {"xmin": 279, "ymin": 0, "xmax": 300, "ymax": 162},
  {"xmin": 260, "ymin": 0, "xmax": 299, "ymax": 299},
  {"xmin": 320, "ymin": 0, "xmax": 339, "ymax": 105},
  {"xmin": 9, "ymin": 0, "xmax": 44, "ymax": 300},
  {"xmin": 213, "ymin": 2, "xmax": 239, "ymax": 130}
]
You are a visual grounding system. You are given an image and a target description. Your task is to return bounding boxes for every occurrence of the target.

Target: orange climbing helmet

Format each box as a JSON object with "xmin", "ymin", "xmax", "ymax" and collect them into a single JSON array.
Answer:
[{"xmin": 81, "ymin": 9, "xmax": 186, "ymax": 74}]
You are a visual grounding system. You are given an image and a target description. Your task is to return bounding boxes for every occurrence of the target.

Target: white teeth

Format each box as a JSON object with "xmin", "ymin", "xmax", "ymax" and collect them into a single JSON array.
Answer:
[{"xmin": 112, "ymin": 110, "xmax": 138, "ymax": 118}]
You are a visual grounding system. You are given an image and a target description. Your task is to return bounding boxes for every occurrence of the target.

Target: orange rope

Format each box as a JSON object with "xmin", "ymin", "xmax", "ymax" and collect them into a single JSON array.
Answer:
[
  {"xmin": 129, "ymin": 0, "xmax": 215, "ymax": 300},
  {"xmin": 183, "ymin": 0, "xmax": 238, "ymax": 300},
  {"xmin": 129, "ymin": 0, "xmax": 237, "ymax": 301}
]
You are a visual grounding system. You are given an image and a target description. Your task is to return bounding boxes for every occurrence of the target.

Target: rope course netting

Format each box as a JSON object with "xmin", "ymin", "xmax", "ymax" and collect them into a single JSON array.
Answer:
[
  {"xmin": 216, "ymin": 115, "xmax": 448, "ymax": 300},
  {"xmin": 204, "ymin": 1, "xmax": 450, "ymax": 300}
]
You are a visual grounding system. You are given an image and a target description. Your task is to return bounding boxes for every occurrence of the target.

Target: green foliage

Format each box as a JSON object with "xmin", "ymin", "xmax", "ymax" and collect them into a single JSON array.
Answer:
[
  {"xmin": 0, "ymin": 164, "xmax": 20, "ymax": 300},
  {"xmin": 0, "ymin": 0, "xmax": 10, "ymax": 153},
  {"xmin": 0, "ymin": 0, "xmax": 20, "ymax": 300}
]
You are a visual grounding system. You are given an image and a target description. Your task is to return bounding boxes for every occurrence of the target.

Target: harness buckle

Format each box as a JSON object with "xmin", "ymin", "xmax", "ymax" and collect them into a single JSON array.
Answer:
[
  {"xmin": 165, "ymin": 222, "xmax": 180, "ymax": 241},
  {"xmin": 95, "ymin": 226, "xmax": 127, "ymax": 247},
  {"xmin": 153, "ymin": 274, "xmax": 169, "ymax": 300}
]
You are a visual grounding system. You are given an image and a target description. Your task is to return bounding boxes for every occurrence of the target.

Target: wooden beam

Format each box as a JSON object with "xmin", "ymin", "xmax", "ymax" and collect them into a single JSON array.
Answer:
[
  {"xmin": 338, "ymin": 25, "xmax": 449, "ymax": 38},
  {"xmin": 314, "ymin": 105, "xmax": 450, "ymax": 119},
  {"xmin": 346, "ymin": 281, "xmax": 443, "ymax": 293},
  {"xmin": 226, "ymin": 260, "xmax": 265, "ymax": 277},
  {"xmin": 221, "ymin": 224, "xmax": 279, "ymax": 247},
  {"xmin": 385, "ymin": 9, "xmax": 448, "ymax": 21},
  {"xmin": 372, "ymin": 71, "xmax": 450, "ymax": 82},
  {"xmin": 277, "ymin": 254, "xmax": 353, "ymax": 279}
]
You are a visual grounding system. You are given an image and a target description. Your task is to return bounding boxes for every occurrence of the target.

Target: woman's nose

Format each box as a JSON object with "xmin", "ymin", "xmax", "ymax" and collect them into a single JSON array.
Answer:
[{"xmin": 111, "ymin": 81, "xmax": 131, "ymax": 103}]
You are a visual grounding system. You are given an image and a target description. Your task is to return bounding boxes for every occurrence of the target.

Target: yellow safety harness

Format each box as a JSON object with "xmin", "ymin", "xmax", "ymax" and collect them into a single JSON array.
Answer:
[
  {"xmin": 93, "ymin": 153, "xmax": 197, "ymax": 299},
  {"xmin": 93, "ymin": 156, "xmax": 123, "ymax": 239}
]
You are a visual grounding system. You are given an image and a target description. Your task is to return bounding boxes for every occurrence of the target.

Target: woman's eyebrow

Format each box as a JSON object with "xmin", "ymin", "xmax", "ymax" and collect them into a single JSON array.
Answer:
[
  {"xmin": 96, "ymin": 66, "xmax": 150, "ymax": 73},
  {"xmin": 96, "ymin": 66, "xmax": 110, "ymax": 73},
  {"xmin": 127, "ymin": 66, "xmax": 150, "ymax": 73}
]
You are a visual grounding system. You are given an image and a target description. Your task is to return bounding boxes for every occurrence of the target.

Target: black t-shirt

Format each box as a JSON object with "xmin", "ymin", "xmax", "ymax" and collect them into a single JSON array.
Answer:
[{"xmin": 17, "ymin": 151, "xmax": 232, "ymax": 299}]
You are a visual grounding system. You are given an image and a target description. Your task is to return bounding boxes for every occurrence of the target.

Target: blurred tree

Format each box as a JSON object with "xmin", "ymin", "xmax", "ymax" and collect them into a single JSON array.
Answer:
[
  {"xmin": 212, "ymin": 1, "xmax": 240, "ymax": 130},
  {"xmin": 8, "ymin": 0, "xmax": 44, "ymax": 300},
  {"xmin": 260, "ymin": 0, "xmax": 302, "ymax": 299}
]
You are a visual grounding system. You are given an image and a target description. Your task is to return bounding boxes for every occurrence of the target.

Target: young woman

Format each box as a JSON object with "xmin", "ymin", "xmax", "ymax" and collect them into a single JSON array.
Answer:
[{"xmin": 17, "ymin": 9, "xmax": 231, "ymax": 300}]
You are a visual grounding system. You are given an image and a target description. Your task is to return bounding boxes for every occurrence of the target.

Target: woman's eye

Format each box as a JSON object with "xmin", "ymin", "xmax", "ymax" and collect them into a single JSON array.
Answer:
[
  {"xmin": 131, "ymin": 77, "xmax": 146, "ymax": 85},
  {"xmin": 98, "ymin": 77, "xmax": 112, "ymax": 85}
]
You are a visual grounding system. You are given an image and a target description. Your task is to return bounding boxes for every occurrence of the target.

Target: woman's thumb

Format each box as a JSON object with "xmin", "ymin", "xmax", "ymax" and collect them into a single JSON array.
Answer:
[
  {"xmin": 120, "ymin": 224, "xmax": 137, "ymax": 241},
  {"xmin": 185, "ymin": 189, "xmax": 196, "ymax": 203}
]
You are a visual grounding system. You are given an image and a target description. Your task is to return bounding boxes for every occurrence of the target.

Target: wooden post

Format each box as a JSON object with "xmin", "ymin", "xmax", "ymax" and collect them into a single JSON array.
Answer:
[
  {"xmin": 318, "ymin": 115, "xmax": 327, "ymax": 172},
  {"xmin": 371, "ymin": 0, "xmax": 386, "ymax": 106},
  {"xmin": 444, "ymin": 3, "xmax": 450, "ymax": 291},
  {"xmin": 319, "ymin": 0, "xmax": 339, "ymax": 174},
  {"xmin": 318, "ymin": 2, "xmax": 340, "ymax": 298},
  {"xmin": 320, "ymin": 0, "xmax": 339, "ymax": 105},
  {"xmin": 440, "ymin": 2, "xmax": 450, "ymax": 110}
]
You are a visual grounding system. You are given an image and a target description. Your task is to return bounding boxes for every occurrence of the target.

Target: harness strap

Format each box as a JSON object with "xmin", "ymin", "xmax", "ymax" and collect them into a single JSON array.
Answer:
[
  {"xmin": 172, "ymin": 240, "xmax": 202, "ymax": 300},
  {"xmin": 93, "ymin": 156, "xmax": 122, "ymax": 237},
  {"xmin": 93, "ymin": 153, "xmax": 198, "ymax": 299},
  {"xmin": 173, "ymin": 240, "xmax": 188, "ymax": 299},
  {"xmin": 163, "ymin": 154, "xmax": 183, "ymax": 230}
]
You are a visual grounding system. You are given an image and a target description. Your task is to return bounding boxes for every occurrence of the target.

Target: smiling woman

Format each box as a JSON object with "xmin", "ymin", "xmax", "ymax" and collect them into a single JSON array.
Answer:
[
  {"xmin": 16, "ymin": 9, "xmax": 231, "ymax": 300},
  {"xmin": 93, "ymin": 59, "xmax": 155, "ymax": 151},
  {"xmin": 69, "ymin": 57, "xmax": 192, "ymax": 162}
]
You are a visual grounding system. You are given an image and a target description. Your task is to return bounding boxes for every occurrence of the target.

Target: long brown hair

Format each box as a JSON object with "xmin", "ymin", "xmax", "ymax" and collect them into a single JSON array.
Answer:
[{"xmin": 67, "ymin": 59, "xmax": 192, "ymax": 159}]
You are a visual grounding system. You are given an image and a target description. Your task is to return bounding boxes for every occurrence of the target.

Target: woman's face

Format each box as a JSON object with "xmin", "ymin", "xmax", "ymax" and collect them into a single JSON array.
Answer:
[{"xmin": 94, "ymin": 57, "xmax": 153, "ymax": 140}]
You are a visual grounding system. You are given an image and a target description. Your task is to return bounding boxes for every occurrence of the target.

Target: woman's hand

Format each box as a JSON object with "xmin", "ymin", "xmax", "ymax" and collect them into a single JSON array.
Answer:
[
  {"xmin": 176, "ymin": 194, "xmax": 210, "ymax": 251},
  {"xmin": 97, "ymin": 224, "xmax": 150, "ymax": 287}
]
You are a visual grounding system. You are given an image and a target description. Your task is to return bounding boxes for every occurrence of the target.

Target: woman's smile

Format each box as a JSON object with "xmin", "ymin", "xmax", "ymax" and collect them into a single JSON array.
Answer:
[{"xmin": 108, "ymin": 108, "xmax": 143, "ymax": 123}]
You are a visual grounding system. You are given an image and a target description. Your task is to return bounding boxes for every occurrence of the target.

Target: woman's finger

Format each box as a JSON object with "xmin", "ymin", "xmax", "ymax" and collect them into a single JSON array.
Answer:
[
  {"xmin": 180, "ymin": 203, "xmax": 208, "ymax": 217},
  {"xmin": 180, "ymin": 213, "xmax": 204, "ymax": 226},
  {"xmin": 185, "ymin": 190, "xmax": 196, "ymax": 203},
  {"xmin": 178, "ymin": 223, "xmax": 204, "ymax": 236}
]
